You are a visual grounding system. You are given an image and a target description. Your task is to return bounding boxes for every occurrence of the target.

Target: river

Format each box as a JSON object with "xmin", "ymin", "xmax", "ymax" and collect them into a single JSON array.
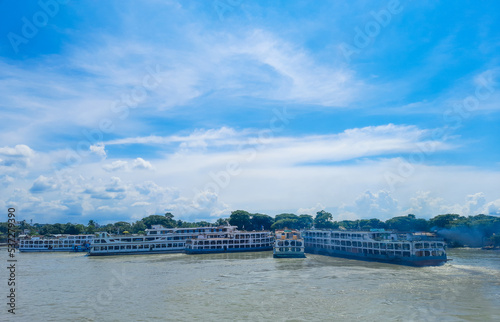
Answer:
[{"xmin": 2, "ymin": 248, "xmax": 499, "ymax": 321}]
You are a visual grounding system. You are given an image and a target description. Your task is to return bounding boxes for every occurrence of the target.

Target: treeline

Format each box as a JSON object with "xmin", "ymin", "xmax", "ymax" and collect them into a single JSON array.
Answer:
[{"xmin": 1, "ymin": 210, "xmax": 499, "ymax": 247}]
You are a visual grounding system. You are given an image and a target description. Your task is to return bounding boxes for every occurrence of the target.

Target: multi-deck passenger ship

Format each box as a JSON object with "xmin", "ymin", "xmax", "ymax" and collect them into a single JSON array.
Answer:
[
  {"xmin": 89, "ymin": 225, "xmax": 225, "ymax": 256},
  {"xmin": 18, "ymin": 234, "xmax": 94, "ymax": 252},
  {"xmin": 184, "ymin": 225, "xmax": 273, "ymax": 254},
  {"xmin": 303, "ymin": 229, "xmax": 447, "ymax": 266},
  {"xmin": 273, "ymin": 229, "xmax": 305, "ymax": 258}
]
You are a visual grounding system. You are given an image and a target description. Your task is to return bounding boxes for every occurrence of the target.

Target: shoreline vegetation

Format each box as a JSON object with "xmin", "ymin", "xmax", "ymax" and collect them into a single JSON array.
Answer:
[{"xmin": 1, "ymin": 211, "xmax": 499, "ymax": 249}]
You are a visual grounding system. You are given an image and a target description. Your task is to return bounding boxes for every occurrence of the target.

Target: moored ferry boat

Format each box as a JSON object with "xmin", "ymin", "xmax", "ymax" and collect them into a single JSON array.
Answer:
[
  {"xmin": 89, "ymin": 225, "xmax": 227, "ymax": 256},
  {"xmin": 18, "ymin": 234, "xmax": 94, "ymax": 252},
  {"xmin": 303, "ymin": 229, "xmax": 447, "ymax": 266},
  {"xmin": 273, "ymin": 229, "xmax": 305, "ymax": 258},
  {"xmin": 184, "ymin": 226, "xmax": 273, "ymax": 254}
]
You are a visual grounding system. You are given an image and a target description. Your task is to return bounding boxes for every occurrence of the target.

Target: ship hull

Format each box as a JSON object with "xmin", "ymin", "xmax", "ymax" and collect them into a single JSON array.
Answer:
[
  {"xmin": 305, "ymin": 247, "xmax": 447, "ymax": 267},
  {"xmin": 185, "ymin": 246, "xmax": 272, "ymax": 255},
  {"xmin": 19, "ymin": 248, "xmax": 74, "ymax": 252},
  {"xmin": 273, "ymin": 253, "xmax": 306, "ymax": 258},
  {"xmin": 88, "ymin": 249, "xmax": 183, "ymax": 256}
]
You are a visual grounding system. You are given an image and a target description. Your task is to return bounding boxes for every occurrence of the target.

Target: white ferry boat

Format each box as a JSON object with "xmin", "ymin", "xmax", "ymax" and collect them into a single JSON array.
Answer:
[
  {"xmin": 184, "ymin": 226, "xmax": 273, "ymax": 254},
  {"xmin": 88, "ymin": 225, "xmax": 227, "ymax": 256},
  {"xmin": 273, "ymin": 229, "xmax": 306, "ymax": 258},
  {"xmin": 303, "ymin": 229, "xmax": 447, "ymax": 266},
  {"xmin": 18, "ymin": 234, "xmax": 94, "ymax": 252}
]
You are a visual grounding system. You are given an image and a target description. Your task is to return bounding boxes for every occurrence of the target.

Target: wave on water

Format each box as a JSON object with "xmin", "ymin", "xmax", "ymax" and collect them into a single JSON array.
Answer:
[{"xmin": 447, "ymin": 263, "xmax": 500, "ymax": 278}]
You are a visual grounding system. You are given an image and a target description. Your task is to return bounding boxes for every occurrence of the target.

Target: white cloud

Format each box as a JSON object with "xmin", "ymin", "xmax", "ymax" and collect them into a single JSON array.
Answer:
[
  {"xmin": 297, "ymin": 203, "xmax": 325, "ymax": 216},
  {"xmin": 106, "ymin": 124, "xmax": 452, "ymax": 169},
  {"xmin": 166, "ymin": 190, "xmax": 231, "ymax": 220},
  {"xmin": 0, "ymin": 175, "xmax": 14, "ymax": 187},
  {"xmin": 90, "ymin": 143, "xmax": 107, "ymax": 158},
  {"xmin": 131, "ymin": 201, "xmax": 151, "ymax": 207},
  {"xmin": 102, "ymin": 158, "xmax": 153, "ymax": 172},
  {"xmin": 0, "ymin": 144, "xmax": 35, "ymax": 168},
  {"xmin": 463, "ymin": 192, "xmax": 487, "ymax": 216},
  {"xmin": 132, "ymin": 158, "xmax": 153, "ymax": 170},
  {"xmin": 103, "ymin": 160, "xmax": 128, "ymax": 172},
  {"xmin": 228, "ymin": 29, "xmax": 360, "ymax": 106},
  {"xmin": 340, "ymin": 190, "xmax": 400, "ymax": 220},
  {"xmin": 29, "ymin": 175, "xmax": 58, "ymax": 194},
  {"xmin": 483, "ymin": 199, "xmax": 500, "ymax": 216}
]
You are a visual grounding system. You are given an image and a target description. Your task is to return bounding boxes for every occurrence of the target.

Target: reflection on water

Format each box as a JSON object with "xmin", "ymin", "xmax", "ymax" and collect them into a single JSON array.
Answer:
[{"xmin": 2, "ymin": 248, "xmax": 499, "ymax": 321}]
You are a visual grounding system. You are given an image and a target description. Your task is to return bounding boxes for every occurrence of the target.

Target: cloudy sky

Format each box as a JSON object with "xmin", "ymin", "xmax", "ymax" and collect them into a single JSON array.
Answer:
[{"xmin": 1, "ymin": 0, "xmax": 499, "ymax": 224}]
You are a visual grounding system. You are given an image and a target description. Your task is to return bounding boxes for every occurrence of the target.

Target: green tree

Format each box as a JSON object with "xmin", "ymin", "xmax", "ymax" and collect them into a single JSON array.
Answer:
[
  {"xmin": 275, "ymin": 213, "xmax": 298, "ymax": 222},
  {"xmin": 429, "ymin": 214, "xmax": 462, "ymax": 229},
  {"xmin": 229, "ymin": 210, "xmax": 252, "ymax": 230},
  {"xmin": 87, "ymin": 220, "xmax": 96, "ymax": 234},
  {"xmin": 271, "ymin": 218, "xmax": 299, "ymax": 230},
  {"xmin": 251, "ymin": 214, "xmax": 274, "ymax": 230},
  {"xmin": 297, "ymin": 215, "xmax": 313, "ymax": 229},
  {"xmin": 64, "ymin": 223, "xmax": 84, "ymax": 235},
  {"xmin": 142, "ymin": 214, "xmax": 176, "ymax": 229},
  {"xmin": 215, "ymin": 218, "xmax": 229, "ymax": 226},
  {"xmin": 490, "ymin": 234, "xmax": 500, "ymax": 247},
  {"xmin": 114, "ymin": 221, "xmax": 132, "ymax": 234},
  {"xmin": 164, "ymin": 212, "xmax": 174, "ymax": 220},
  {"xmin": 131, "ymin": 221, "xmax": 147, "ymax": 234},
  {"xmin": 385, "ymin": 215, "xmax": 428, "ymax": 232},
  {"xmin": 314, "ymin": 210, "xmax": 335, "ymax": 229}
]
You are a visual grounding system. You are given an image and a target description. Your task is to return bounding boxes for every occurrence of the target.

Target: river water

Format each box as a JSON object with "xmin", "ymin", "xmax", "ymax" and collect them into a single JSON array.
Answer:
[{"xmin": 2, "ymin": 248, "xmax": 499, "ymax": 321}]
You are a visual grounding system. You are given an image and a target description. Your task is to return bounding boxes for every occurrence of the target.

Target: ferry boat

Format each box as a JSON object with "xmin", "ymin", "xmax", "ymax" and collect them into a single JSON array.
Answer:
[
  {"xmin": 88, "ymin": 225, "xmax": 228, "ymax": 256},
  {"xmin": 184, "ymin": 226, "xmax": 273, "ymax": 254},
  {"xmin": 273, "ymin": 229, "xmax": 306, "ymax": 258},
  {"xmin": 303, "ymin": 229, "xmax": 447, "ymax": 266},
  {"xmin": 18, "ymin": 234, "xmax": 94, "ymax": 252}
]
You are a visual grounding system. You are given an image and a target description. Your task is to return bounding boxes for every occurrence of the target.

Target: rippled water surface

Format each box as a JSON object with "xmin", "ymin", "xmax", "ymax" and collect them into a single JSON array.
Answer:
[{"xmin": 2, "ymin": 248, "xmax": 499, "ymax": 321}]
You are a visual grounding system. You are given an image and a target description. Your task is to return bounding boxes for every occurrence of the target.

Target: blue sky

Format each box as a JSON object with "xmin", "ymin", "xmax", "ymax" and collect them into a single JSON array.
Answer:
[{"xmin": 1, "ymin": 0, "xmax": 499, "ymax": 224}]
